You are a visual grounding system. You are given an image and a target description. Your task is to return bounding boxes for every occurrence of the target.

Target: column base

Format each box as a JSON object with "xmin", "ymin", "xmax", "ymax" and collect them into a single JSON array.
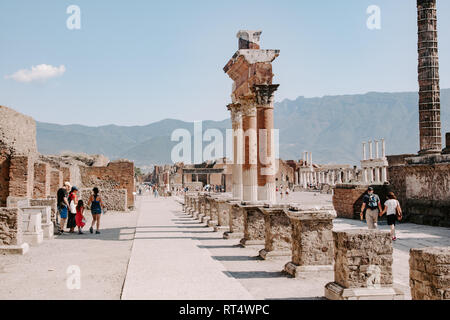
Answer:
[
  {"xmin": 259, "ymin": 249, "xmax": 291, "ymax": 260},
  {"xmin": 223, "ymin": 231, "xmax": 244, "ymax": 240},
  {"xmin": 207, "ymin": 220, "xmax": 218, "ymax": 227},
  {"xmin": 214, "ymin": 226, "xmax": 230, "ymax": 233},
  {"xmin": 197, "ymin": 213, "xmax": 205, "ymax": 221},
  {"xmin": 324, "ymin": 282, "xmax": 405, "ymax": 300},
  {"xmin": 0, "ymin": 243, "xmax": 30, "ymax": 255},
  {"xmin": 239, "ymin": 238, "xmax": 265, "ymax": 248},
  {"xmin": 42, "ymin": 223, "xmax": 54, "ymax": 240},
  {"xmin": 284, "ymin": 262, "xmax": 333, "ymax": 278},
  {"xmin": 23, "ymin": 232, "xmax": 44, "ymax": 246},
  {"xmin": 201, "ymin": 215, "xmax": 211, "ymax": 224}
]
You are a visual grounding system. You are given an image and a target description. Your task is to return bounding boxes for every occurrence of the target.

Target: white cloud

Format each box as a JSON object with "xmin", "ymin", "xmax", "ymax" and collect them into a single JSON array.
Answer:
[{"xmin": 5, "ymin": 64, "xmax": 66, "ymax": 83}]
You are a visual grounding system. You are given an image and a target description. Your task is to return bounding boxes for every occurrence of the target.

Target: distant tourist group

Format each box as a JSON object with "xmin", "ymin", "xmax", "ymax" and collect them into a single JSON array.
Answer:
[
  {"xmin": 360, "ymin": 186, "xmax": 403, "ymax": 241},
  {"xmin": 57, "ymin": 182, "xmax": 105, "ymax": 235}
]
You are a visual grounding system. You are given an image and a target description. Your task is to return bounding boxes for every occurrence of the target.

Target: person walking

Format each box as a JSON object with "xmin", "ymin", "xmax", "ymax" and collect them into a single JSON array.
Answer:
[
  {"xmin": 88, "ymin": 187, "xmax": 104, "ymax": 234},
  {"xmin": 360, "ymin": 187, "xmax": 382, "ymax": 229},
  {"xmin": 380, "ymin": 192, "xmax": 403, "ymax": 241},
  {"xmin": 67, "ymin": 186, "xmax": 79, "ymax": 233},
  {"xmin": 75, "ymin": 199, "xmax": 86, "ymax": 235},
  {"xmin": 57, "ymin": 181, "xmax": 71, "ymax": 234}
]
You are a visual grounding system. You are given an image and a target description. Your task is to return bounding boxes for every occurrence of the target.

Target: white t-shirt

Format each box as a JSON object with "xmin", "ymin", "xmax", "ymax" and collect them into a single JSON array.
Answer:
[{"xmin": 384, "ymin": 199, "xmax": 399, "ymax": 216}]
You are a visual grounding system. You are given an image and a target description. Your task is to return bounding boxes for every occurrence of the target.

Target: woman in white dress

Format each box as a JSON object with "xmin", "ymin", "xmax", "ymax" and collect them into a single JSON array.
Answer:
[{"xmin": 380, "ymin": 192, "xmax": 403, "ymax": 241}]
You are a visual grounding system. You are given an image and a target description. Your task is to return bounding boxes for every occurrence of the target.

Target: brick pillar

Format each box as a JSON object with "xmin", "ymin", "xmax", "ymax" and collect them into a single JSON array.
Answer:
[
  {"xmin": 239, "ymin": 202, "xmax": 265, "ymax": 247},
  {"xmin": 259, "ymin": 204, "xmax": 292, "ymax": 260},
  {"xmin": 49, "ymin": 169, "xmax": 63, "ymax": 195},
  {"xmin": 254, "ymin": 84, "xmax": 279, "ymax": 204},
  {"xmin": 33, "ymin": 162, "xmax": 50, "ymax": 199},
  {"xmin": 325, "ymin": 229, "xmax": 404, "ymax": 300},
  {"xmin": 9, "ymin": 155, "xmax": 34, "ymax": 198},
  {"xmin": 410, "ymin": 247, "xmax": 450, "ymax": 300},
  {"xmin": 417, "ymin": 0, "xmax": 442, "ymax": 154}
]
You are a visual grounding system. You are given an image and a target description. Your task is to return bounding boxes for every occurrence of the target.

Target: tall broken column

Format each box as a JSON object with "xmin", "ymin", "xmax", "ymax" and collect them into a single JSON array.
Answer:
[
  {"xmin": 417, "ymin": 0, "xmax": 442, "ymax": 155},
  {"xmin": 224, "ymin": 30, "xmax": 280, "ymax": 203}
]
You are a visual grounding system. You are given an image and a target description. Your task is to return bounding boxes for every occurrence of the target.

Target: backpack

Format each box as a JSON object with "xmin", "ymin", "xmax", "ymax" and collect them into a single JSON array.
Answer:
[{"xmin": 368, "ymin": 195, "xmax": 378, "ymax": 209}]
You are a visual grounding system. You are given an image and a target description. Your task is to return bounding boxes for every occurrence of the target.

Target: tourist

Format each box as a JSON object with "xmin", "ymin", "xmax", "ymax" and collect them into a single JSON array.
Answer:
[
  {"xmin": 75, "ymin": 199, "xmax": 86, "ymax": 235},
  {"xmin": 88, "ymin": 187, "xmax": 104, "ymax": 234},
  {"xmin": 57, "ymin": 181, "xmax": 71, "ymax": 234},
  {"xmin": 280, "ymin": 185, "xmax": 284, "ymax": 199},
  {"xmin": 360, "ymin": 187, "xmax": 382, "ymax": 229},
  {"xmin": 67, "ymin": 186, "xmax": 79, "ymax": 233},
  {"xmin": 380, "ymin": 192, "xmax": 403, "ymax": 241}
]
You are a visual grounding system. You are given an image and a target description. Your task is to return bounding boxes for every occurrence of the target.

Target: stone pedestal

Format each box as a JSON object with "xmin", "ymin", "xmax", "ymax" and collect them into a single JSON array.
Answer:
[
  {"xmin": 0, "ymin": 207, "xmax": 29, "ymax": 255},
  {"xmin": 325, "ymin": 229, "xmax": 404, "ymax": 300},
  {"xmin": 223, "ymin": 200, "xmax": 244, "ymax": 239},
  {"xmin": 410, "ymin": 247, "xmax": 450, "ymax": 300},
  {"xmin": 207, "ymin": 197, "xmax": 219, "ymax": 227},
  {"xmin": 22, "ymin": 206, "xmax": 53, "ymax": 240},
  {"xmin": 259, "ymin": 204, "xmax": 291, "ymax": 260},
  {"xmin": 239, "ymin": 202, "xmax": 265, "ymax": 247},
  {"xmin": 213, "ymin": 198, "xmax": 232, "ymax": 232},
  {"xmin": 22, "ymin": 210, "xmax": 44, "ymax": 246},
  {"xmin": 284, "ymin": 205, "xmax": 336, "ymax": 277}
]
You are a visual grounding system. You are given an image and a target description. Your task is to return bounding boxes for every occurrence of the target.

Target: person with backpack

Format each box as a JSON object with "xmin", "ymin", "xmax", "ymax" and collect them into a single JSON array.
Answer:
[
  {"xmin": 360, "ymin": 187, "xmax": 382, "ymax": 229},
  {"xmin": 379, "ymin": 192, "xmax": 403, "ymax": 241},
  {"xmin": 88, "ymin": 187, "xmax": 104, "ymax": 234}
]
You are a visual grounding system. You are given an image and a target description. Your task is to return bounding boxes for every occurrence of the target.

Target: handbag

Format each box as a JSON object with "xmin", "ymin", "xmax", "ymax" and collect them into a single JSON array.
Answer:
[
  {"xmin": 69, "ymin": 200, "xmax": 76, "ymax": 214},
  {"xmin": 395, "ymin": 200, "xmax": 403, "ymax": 221}
]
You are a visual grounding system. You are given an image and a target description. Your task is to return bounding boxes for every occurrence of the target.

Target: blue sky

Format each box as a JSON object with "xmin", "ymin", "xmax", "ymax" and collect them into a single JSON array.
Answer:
[{"xmin": 1, "ymin": 0, "xmax": 449, "ymax": 126}]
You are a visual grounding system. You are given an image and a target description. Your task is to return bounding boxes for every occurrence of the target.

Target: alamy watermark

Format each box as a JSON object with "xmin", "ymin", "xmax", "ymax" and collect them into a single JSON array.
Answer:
[
  {"xmin": 367, "ymin": 5, "xmax": 381, "ymax": 30},
  {"xmin": 66, "ymin": 265, "xmax": 81, "ymax": 290},
  {"xmin": 170, "ymin": 121, "xmax": 279, "ymax": 175},
  {"xmin": 66, "ymin": 5, "xmax": 81, "ymax": 30}
]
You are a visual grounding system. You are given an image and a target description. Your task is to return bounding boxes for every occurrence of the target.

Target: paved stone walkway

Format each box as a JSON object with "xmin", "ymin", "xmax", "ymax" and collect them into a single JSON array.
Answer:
[{"xmin": 122, "ymin": 193, "xmax": 450, "ymax": 300}]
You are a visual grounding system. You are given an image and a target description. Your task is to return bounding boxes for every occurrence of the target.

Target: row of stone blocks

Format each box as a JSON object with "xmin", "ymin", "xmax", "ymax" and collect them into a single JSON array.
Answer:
[
  {"xmin": 0, "ymin": 197, "xmax": 56, "ymax": 255},
  {"xmin": 183, "ymin": 192, "xmax": 449, "ymax": 300}
]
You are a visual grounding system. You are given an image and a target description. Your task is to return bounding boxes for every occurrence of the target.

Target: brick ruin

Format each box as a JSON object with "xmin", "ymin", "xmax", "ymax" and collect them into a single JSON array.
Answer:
[{"xmin": 0, "ymin": 105, "xmax": 135, "ymax": 253}]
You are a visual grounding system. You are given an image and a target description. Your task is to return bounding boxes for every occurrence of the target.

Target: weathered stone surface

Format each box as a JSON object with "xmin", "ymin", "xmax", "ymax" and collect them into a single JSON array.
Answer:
[
  {"xmin": 30, "ymin": 198, "xmax": 57, "ymax": 223},
  {"xmin": 259, "ymin": 205, "xmax": 291, "ymax": 259},
  {"xmin": 333, "ymin": 229, "xmax": 393, "ymax": 289},
  {"xmin": 223, "ymin": 200, "xmax": 244, "ymax": 239},
  {"xmin": 240, "ymin": 202, "xmax": 265, "ymax": 247},
  {"xmin": 0, "ymin": 207, "xmax": 23, "ymax": 246},
  {"xmin": 284, "ymin": 205, "xmax": 336, "ymax": 276},
  {"xmin": 410, "ymin": 247, "xmax": 450, "ymax": 300}
]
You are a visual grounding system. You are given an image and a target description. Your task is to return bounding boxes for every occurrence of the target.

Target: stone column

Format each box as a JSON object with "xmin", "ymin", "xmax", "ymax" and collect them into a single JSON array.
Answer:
[
  {"xmin": 381, "ymin": 167, "xmax": 387, "ymax": 183},
  {"xmin": 375, "ymin": 167, "xmax": 381, "ymax": 183},
  {"xmin": 410, "ymin": 247, "xmax": 450, "ymax": 300},
  {"xmin": 381, "ymin": 138, "xmax": 386, "ymax": 157},
  {"xmin": 241, "ymin": 97, "xmax": 258, "ymax": 202},
  {"xmin": 375, "ymin": 140, "xmax": 380, "ymax": 159},
  {"xmin": 259, "ymin": 204, "xmax": 292, "ymax": 260},
  {"xmin": 417, "ymin": 0, "xmax": 442, "ymax": 155},
  {"xmin": 283, "ymin": 205, "xmax": 336, "ymax": 277},
  {"xmin": 295, "ymin": 170, "xmax": 299, "ymax": 185},
  {"xmin": 254, "ymin": 84, "xmax": 279, "ymax": 203},
  {"xmin": 228, "ymin": 103, "xmax": 244, "ymax": 200},
  {"xmin": 368, "ymin": 141, "xmax": 373, "ymax": 160},
  {"xmin": 325, "ymin": 229, "xmax": 404, "ymax": 300},
  {"xmin": 362, "ymin": 142, "xmax": 367, "ymax": 160},
  {"xmin": 213, "ymin": 198, "xmax": 231, "ymax": 233},
  {"xmin": 302, "ymin": 172, "xmax": 307, "ymax": 189}
]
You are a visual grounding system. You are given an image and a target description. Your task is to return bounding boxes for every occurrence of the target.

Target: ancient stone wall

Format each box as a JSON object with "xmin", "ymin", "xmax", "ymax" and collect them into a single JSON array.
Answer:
[
  {"xmin": 79, "ymin": 188, "xmax": 128, "ymax": 212},
  {"xmin": 0, "ymin": 207, "xmax": 23, "ymax": 246},
  {"xmin": 410, "ymin": 247, "xmax": 450, "ymax": 300},
  {"xmin": 275, "ymin": 159, "xmax": 294, "ymax": 188},
  {"xmin": 30, "ymin": 198, "xmax": 57, "ymax": 223},
  {"xmin": 79, "ymin": 160, "xmax": 134, "ymax": 209},
  {"xmin": 388, "ymin": 163, "xmax": 450, "ymax": 227},
  {"xmin": 49, "ymin": 169, "xmax": 63, "ymax": 195},
  {"xmin": 0, "ymin": 155, "xmax": 10, "ymax": 207}
]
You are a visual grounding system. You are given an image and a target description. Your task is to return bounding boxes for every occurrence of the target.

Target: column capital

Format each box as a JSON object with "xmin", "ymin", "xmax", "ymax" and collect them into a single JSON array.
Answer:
[
  {"xmin": 239, "ymin": 96, "xmax": 257, "ymax": 117},
  {"xmin": 252, "ymin": 84, "xmax": 280, "ymax": 107}
]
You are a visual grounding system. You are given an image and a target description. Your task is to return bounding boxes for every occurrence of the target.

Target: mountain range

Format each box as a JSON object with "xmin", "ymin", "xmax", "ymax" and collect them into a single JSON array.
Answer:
[{"xmin": 36, "ymin": 89, "xmax": 450, "ymax": 167}]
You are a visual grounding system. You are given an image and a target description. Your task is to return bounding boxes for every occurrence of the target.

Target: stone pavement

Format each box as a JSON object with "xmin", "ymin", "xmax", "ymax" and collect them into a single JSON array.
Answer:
[{"xmin": 122, "ymin": 193, "xmax": 450, "ymax": 300}]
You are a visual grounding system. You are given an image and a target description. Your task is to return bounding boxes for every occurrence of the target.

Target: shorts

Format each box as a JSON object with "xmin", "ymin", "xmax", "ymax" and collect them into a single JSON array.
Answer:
[
  {"xmin": 59, "ymin": 206, "xmax": 68, "ymax": 219},
  {"xmin": 387, "ymin": 214, "xmax": 397, "ymax": 226},
  {"xmin": 91, "ymin": 210, "xmax": 102, "ymax": 215}
]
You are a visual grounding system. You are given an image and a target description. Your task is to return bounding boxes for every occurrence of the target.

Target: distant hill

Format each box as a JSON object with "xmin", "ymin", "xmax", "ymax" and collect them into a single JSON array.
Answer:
[{"xmin": 36, "ymin": 89, "xmax": 450, "ymax": 166}]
